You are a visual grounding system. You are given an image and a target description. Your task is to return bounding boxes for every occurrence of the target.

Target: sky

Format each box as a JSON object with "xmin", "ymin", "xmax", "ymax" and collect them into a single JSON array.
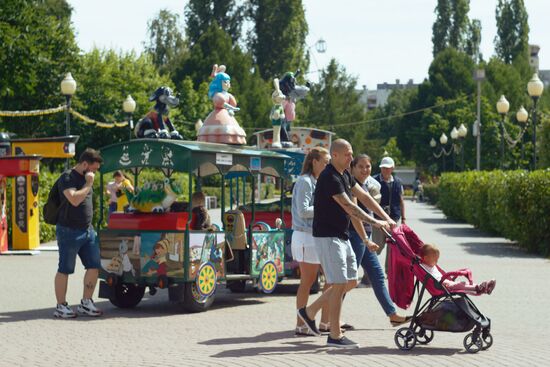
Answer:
[{"xmin": 67, "ymin": 0, "xmax": 550, "ymax": 90}]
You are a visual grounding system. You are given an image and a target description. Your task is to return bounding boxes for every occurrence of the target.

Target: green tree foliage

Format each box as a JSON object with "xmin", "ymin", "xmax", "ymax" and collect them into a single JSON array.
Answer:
[
  {"xmin": 465, "ymin": 19, "xmax": 482, "ymax": 62},
  {"xmin": 432, "ymin": 0, "xmax": 472, "ymax": 57},
  {"xmin": 432, "ymin": 0, "xmax": 452, "ymax": 57},
  {"xmin": 247, "ymin": 0, "xmax": 309, "ymax": 80},
  {"xmin": 174, "ymin": 23, "xmax": 271, "ymax": 133},
  {"xmin": 0, "ymin": 0, "xmax": 79, "ymax": 137},
  {"xmin": 301, "ymin": 59, "xmax": 364, "ymax": 143},
  {"xmin": 184, "ymin": 0, "xmax": 245, "ymax": 46},
  {"xmin": 69, "ymin": 49, "xmax": 178, "ymax": 151},
  {"xmin": 144, "ymin": 9, "xmax": 188, "ymax": 76},
  {"xmin": 448, "ymin": 0, "xmax": 470, "ymax": 51},
  {"xmin": 494, "ymin": 0, "xmax": 529, "ymax": 65}
]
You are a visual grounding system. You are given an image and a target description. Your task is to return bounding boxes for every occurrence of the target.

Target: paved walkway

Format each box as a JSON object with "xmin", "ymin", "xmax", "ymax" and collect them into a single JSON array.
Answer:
[{"xmin": 1, "ymin": 201, "xmax": 549, "ymax": 366}]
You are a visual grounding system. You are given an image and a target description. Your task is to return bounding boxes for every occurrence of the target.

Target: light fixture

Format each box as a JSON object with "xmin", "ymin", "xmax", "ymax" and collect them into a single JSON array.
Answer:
[
  {"xmin": 516, "ymin": 106, "xmax": 528, "ymax": 123},
  {"xmin": 60, "ymin": 72, "xmax": 77, "ymax": 96},
  {"xmin": 496, "ymin": 95, "xmax": 510, "ymax": 115}
]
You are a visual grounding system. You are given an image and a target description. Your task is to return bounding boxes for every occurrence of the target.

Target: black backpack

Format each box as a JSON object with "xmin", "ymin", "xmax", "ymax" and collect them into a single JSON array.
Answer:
[{"xmin": 43, "ymin": 177, "xmax": 65, "ymax": 225}]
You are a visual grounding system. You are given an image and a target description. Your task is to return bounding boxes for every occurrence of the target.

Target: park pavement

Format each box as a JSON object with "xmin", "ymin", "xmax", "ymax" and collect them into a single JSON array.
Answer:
[{"xmin": 1, "ymin": 200, "xmax": 549, "ymax": 367}]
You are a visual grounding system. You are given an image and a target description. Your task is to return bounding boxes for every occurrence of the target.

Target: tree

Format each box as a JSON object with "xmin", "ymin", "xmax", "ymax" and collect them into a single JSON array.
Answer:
[
  {"xmin": 184, "ymin": 0, "xmax": 245, "ymax": 46},
  {"xmin": 465, "ymin": 19, "xmax": 482, "ymax": 62},
  {"xmin": 247, "ymin": 0, "xmax": 309, "ymax": 79},
  {"xmin": 144, "ymin": 9, "xmax": 188, "ymax": 76},
  {"xmin": 432, "ymin": 0, "xmax": 452, "ymax": 57},
  {"xmin": 494, "ymin": 0, "xmax": 529, "ymax": 65},
  {"xmin": 448, "ymin": 0, "xmax": 470, "ymax": 51},
  {"xmin": 69, "ymin": 49, "xmax": 178, "ymax": 152},
  {"xmin": 301, "ymin": 59, "xmax": 364, "ymax": 141},
  {"xmin": 432, "ymin": 0, "xmax": 472, "ymax": 57},
  {"xmin": 0, "ymin": 0, "xmax": 79, "ymax": 138}
]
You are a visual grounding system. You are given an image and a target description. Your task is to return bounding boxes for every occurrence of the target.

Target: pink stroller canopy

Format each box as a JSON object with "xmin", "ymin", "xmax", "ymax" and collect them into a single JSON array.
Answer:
[{"xmin": 387, "ymin": 224, "xmax": 424, "ymax": 309}]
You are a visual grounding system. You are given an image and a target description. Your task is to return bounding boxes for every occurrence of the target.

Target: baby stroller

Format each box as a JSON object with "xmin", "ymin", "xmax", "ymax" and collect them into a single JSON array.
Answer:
[{"xmin": 384, "ymin": 224, "xmax": 492, "ymax": 353}]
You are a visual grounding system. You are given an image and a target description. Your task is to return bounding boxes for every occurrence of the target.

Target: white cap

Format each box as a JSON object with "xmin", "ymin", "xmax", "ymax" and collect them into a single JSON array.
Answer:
[{"xmin": 380, "ymin": 156, "xmax": 395, "ymax": 168}]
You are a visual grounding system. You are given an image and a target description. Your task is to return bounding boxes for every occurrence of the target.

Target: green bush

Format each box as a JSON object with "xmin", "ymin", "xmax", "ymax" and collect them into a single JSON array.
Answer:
[
  {"xmin": 423, "ymin": 183, "xmax": 439, "ymax": 205},
  {"xmin": 437, "ymin": 170, "xmax": 550, "ymax": 256}
]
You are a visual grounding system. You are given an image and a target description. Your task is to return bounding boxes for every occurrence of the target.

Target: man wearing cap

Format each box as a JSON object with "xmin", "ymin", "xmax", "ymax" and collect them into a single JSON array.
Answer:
[{"xmin": 372, "ymin": 156, "xmax": 406, "ymax": 272}]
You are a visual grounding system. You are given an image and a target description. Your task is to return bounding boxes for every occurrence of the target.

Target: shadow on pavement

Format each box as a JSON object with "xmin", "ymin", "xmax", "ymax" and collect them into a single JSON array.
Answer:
[
  {"xmin": 207, "ymin": 338, "xmax": 462, "ymax": 357},
  {"xmin": 0, "ymin": 290, "xmax": 266, "ymax": 323},
  {"xmin": 200, "ymin": 330, "xmax": 293, "ymax": 345},
  {"xmin": 459, "ymin": 241, "xmax": 538, "ymax": 259},
  {"xmin": 420, "ymin": 217, "xmax": 461, "ymax": 225},
  {"xmin": 435, "ymin": 226, "xmax": 499, "ymax": 238}
]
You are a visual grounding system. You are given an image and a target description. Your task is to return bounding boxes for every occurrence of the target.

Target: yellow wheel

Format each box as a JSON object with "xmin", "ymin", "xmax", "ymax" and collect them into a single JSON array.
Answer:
[
  {"xmin": 196, "ymin": 262, "xmax": 217, "ymax": 298},
  {"xmin": 259, "ymin": 261, "xmax": 278, "ymax": 294}
]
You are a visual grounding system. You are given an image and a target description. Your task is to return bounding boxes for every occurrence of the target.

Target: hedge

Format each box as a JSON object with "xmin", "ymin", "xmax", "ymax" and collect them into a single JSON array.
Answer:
[{"xmin": 437, "ymin": 170, "xmax": 550, "ymax": 256}]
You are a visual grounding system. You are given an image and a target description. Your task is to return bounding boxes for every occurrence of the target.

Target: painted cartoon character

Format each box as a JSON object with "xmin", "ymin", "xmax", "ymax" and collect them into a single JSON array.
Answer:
[
  {"xmin": 269, "ymin": 78, "xmax": 285, "ymax": 148},
  {"xmin": 119, "ymin": 240, "xmax": 135, "ymax": 278},
  {"xmin": 197, "ymin": 64, "xmax": 247, "ymax": 145},
  {"xmin": 142, "ymin": 238, "xmax": 169, "ymax": 276},
  {"xmin": 278, "ymin": 70, "xmax": 310, "ymax": 147},
  {"xmin": 126, "ymin": 178, "xmax": 181, "ymax": 213},
  {"xmin": 134, "ymin": 86, "xmax": 183, "ymax": 140}
]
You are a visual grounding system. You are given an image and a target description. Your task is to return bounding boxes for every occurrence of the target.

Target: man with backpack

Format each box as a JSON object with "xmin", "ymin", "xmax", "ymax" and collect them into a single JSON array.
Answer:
[{"xmin": 52, "ymin": 148, "xmax": 104, "ymax": 318}]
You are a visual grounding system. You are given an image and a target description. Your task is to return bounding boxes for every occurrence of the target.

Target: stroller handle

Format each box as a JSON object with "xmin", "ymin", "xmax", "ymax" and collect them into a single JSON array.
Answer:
[{"xmin": 381, "ymin": 226, "xmax": 397, "ymax": 243}]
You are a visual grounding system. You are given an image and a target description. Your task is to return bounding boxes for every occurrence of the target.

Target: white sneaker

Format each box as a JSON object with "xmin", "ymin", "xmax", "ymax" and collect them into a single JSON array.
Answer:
[
  {"xmin": 77, "ymin": 298, "xmax": 103, "ymax": 317},
  {"xmin": 53, "ymin": 302, "xmax": 77, "ymax": 319}
]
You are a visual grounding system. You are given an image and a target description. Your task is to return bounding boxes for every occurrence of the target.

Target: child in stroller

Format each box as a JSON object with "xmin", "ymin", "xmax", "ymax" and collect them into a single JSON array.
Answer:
[
  {"xmin": 420, "ymin": 244, "xmax": 496, "ymax": 295},
  {"xmin": 386, "ymin": 224, "xmax": 493, "ymax": 354}
]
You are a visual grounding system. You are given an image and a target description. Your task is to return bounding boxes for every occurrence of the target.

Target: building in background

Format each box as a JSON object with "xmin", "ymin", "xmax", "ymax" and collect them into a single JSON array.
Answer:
[{"xmin": 358, "ymin": 79, "xmax": 419, "ymax": 111}]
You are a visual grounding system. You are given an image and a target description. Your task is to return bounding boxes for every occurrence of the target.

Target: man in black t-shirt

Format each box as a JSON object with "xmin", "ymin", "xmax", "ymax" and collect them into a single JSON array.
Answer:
[
  {"xmin": 296, "ymin": 139, "xmax": 396, "ymax": 349},
  {"xmin": 53, "ymin": 148, "xmax": 104, "ymax": 319}
]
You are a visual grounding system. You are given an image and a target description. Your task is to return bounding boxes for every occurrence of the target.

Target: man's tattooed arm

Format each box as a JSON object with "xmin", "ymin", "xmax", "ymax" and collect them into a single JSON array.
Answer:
[{"xmin": 332, "ymin": 193, "xmax": 380, "ymax": 226}]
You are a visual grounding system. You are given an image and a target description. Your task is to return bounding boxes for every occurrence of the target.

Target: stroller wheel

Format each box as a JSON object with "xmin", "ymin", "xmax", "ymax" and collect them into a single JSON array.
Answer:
[
  {"xmin": 481, "ymin": 332, "xmax": 493, "ymax": 350},
  {"xmin": 464, "ymin": 333, "xmax": 483, "ymax": 353},
  {"xmin": 395, "ymin": 327, "xmax": 417, "ymax": 351},
  {"xmin": 414, "ymin": 325, "xmax": 434, "ymax": 344}
]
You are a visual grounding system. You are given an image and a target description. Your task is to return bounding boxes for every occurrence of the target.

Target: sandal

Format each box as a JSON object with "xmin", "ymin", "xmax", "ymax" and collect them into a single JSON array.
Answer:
[
  {"xmin": 390, "ymin": 315, "xmax": 412, "ymax": 327},
  {"xmin": 319, "ymin": 321, "xmax": 346, "ymax": 333},
  {"xmin": 295, "ymin": 325, "xmax": 315, "ymax": 336},
  {"xmin": 340, "ymin": 322, "xmax": 355, "ymax": 330},
  {"xmin": 486, "ymin": 279, "xmax": 496, "ymax": 295}
]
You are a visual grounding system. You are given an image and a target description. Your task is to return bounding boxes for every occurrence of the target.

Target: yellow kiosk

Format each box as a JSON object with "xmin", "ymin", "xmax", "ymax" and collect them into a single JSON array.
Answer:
[{"xmin": 10, "ymin": 136, "xmax": 79, "ymax": 251}]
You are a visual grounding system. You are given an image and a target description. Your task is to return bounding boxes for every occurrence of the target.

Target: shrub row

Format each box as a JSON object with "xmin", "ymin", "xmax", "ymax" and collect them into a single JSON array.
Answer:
[{"xmin": 437, "ymin": 170, "xmax": 550, "ymax": 256}]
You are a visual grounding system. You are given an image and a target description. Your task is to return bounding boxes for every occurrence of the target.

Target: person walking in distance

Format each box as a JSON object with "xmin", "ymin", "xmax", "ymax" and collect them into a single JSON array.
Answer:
[
  {"xmin": 372, "ymin": 156, "xmax": 405, "ymax": 273},
  {"xmin": 53, "ymin": 148, "xmax": 104, "ymax": 318},
  {"xmin": 297, "ymin": 139, "xmax": 395, "ymax": 348}
]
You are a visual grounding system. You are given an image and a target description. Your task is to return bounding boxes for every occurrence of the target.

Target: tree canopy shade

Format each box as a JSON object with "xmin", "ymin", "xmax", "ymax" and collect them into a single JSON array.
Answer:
[{"xmin": 247, "ymin": 0, "xmax": 309, "ymax": 80}]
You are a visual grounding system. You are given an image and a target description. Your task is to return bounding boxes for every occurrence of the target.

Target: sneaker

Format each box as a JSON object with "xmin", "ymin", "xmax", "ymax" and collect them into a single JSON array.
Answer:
[
  {"xmin": 53, "ymin": 302, "xmax": 76, "ymax": 319},
  {"xmin": 297, "ymin": 307, "xmax": 321, "ymax": 336},
  {"xmin": 77, "ymin": 298, "xmax": 103, "ymax": 317},
  {"xmin": 486, "ymin": 279, "xmax": 497, "ymax": 295},
  {"xmin": 326, "ymin": 335, "xmax": 360, "ymax": 349}
]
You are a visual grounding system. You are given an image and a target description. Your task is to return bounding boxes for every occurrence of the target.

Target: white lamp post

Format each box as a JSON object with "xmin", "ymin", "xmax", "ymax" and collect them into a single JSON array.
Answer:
[
  {"xmin": 527, "ymin": 73, "xmax": 544, "ymax": 169},
  {"xmin": 123, "ymin": 95, "xmax": 136, "ymax": 140},
  {"xmin": 496, "ymin": 95, "xmax": 510, "ymax": 168},
  {"xmin": 61, "ymin": 72, "xmax": 76, "ymax": 169}
]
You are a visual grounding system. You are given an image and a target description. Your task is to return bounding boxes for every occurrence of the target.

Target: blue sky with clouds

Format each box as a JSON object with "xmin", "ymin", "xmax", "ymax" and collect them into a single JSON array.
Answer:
[{"xmin": 67, "ymin": 0, "xmax": 550, "ymax": 89}]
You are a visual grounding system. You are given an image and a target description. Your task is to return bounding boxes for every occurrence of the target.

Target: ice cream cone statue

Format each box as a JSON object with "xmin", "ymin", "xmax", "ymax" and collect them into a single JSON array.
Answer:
[{"xmin": 197, "ymin": 64, "xmax": 246, "ymax": 145}]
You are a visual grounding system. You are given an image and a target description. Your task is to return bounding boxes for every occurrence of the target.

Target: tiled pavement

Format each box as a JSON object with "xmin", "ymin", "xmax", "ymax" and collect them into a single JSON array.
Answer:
[{"xmin": 1, "ymin": 201, "xmax": 549, "ymax": 366}]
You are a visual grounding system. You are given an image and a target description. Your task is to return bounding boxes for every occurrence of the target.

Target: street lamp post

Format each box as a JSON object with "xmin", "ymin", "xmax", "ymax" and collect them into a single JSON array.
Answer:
[
  {"xmin": 527, "ymin": 73, "xmax": 544, "ymax": 170},
  {"xmin": 516, "ymin": 106, "xmax": 529, "ymax": 166},
  {"xmin": 60, "ymin": 72, "xmax": 77, "ymax": 169},
  {"xmin": 122, "ymin": 95, "xmax": 136, "ymax": 141},
  {"xmin": 457, "ymin": 123, "xmax": 468, "ymax": 170},
  {"xmin": 474, "ymin": 68, "xmax": 485, "ymax": 171},
  {"xmin": 439, "ymin": 133, "xmax": 448, "ymax": 171},
  {"xmin": 450, "ymin": 127, "xmax": 459, "ymax": 171},
  {"xmin": 496, "ymin": 95, "xmax": 510, "ymax": 169}
]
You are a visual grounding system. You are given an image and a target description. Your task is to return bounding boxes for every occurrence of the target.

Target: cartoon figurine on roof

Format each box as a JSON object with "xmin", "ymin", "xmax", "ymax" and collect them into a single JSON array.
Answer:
[
  {"xmin": 273, "ymin": 70, "xmax": 310, "ymax": 148},
  {"xmin": 197, "ymin": 64, "xmax": 247, "ymax": 145},
  {"xmin": 134, "ymin": 86, "xmax": 183, "ymax": 140}
]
